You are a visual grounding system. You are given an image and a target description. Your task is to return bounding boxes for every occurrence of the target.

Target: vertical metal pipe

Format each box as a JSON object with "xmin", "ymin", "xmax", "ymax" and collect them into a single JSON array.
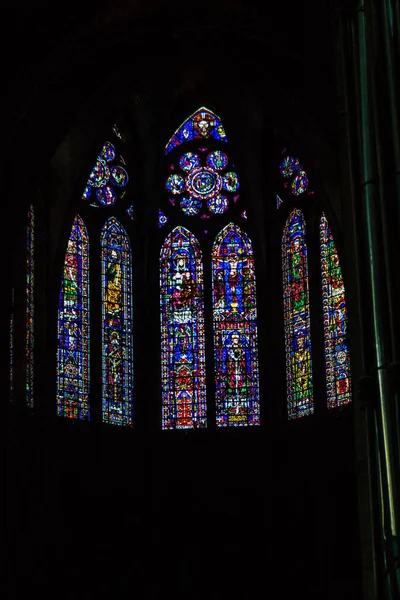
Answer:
[
  {"xmin": 382, "ymin": 0, "xmax": 400, "ymax": 510},
  {"xmin": 339, "ymin": 11, "xmax": 380, "ymax": 591},
  {"xmin": 392, "ymin": 0, "xmax": 400, "ymax": 60},
  {"xmin": 338, "ymin": 9, "xmax": 367, "ymax": 372},
  {"xmin": 382, "ymin": 0, "xmax": 400, "ymax": 345},
  {"xmin": 357, "ymin": 3, "xmax": 400, "ymax": 598}
]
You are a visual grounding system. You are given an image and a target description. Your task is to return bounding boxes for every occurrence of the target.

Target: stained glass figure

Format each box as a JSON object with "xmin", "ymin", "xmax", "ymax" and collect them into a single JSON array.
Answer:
[
  {"xmin": 101, "ymin": 218, "xmax": 134, "ymax": 426},
  {"xmin": 282, "ymin": 209, "xmax": 314, "ymax": 419},
  {"xmin": 179, "ymin": 152, "xmax": 201, "ymax": 171},
  {"xmin": 291, "ymin": 170, "xmax": 309, "ymax": 195},
  {"xmin": 212, "ymin": 223, "xmax": 260, "ymax": 427},
  {"xmin": 320, "ymin": 214, "xmax": 352, "ymax": 408},
  {"xmin": 277, "ymin": 195, "xmax": 283, "ymax": 209},
  {"xmin": 207, "ymin": 195, "xmax": 229, "ymax": 215},
  {"xmin": 160, "ymin": 227, "xmax": 207, "ymax": 429},
  {"xmin": 166, "ymin": 174, "xmax": 185, "ymax": 194},
  {"xmin": 222, "ymin": 172, "xmax": 240, "ymax": 193},
  {"xmin": 165, "ymin": 107, "xmax": 227, "ymax": 154},
  {"xmin": 96, "ymin": 186, "xmax": 116, "ymax": 206},
  {"xmin": 159, "ymin": 209, "xmax": 168, "ymax": 227},
  {"xmin": 207, "ymin": 150, "xmax": 228, "ymax": 171},
  {"xmin": 57, "ymin": 215, "xmax": 90, "ymax": 420},
  {"xmin": 26, "ymin": 206, "xmax": 34, "ymax": 407},
  {"xmin": 181, "ymin": 197, "xmax": 202, "ymax": 216},
  {"xmin": 82, "ymin": 141, "xmax": 129, "ymax": 207}
]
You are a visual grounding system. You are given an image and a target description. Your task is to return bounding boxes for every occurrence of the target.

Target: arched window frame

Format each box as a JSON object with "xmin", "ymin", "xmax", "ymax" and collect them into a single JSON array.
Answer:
[
  {"xmin": 55, "ymin": 125, "xmax": 138, "ymax": 426},
  {"xmin": 277, "ymin": 148, "xmax": 352, "ymax": 419},
  {"xmin": 159, "ymin": 105, "xmax": 262, "ymax": 430},
  {"xmin": 44, "ymin": 112, "xmax": 352, "ymax": 430}
]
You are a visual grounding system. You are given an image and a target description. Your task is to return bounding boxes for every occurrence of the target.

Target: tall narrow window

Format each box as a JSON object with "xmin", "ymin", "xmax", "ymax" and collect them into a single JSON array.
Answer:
[
  {"xmin": 160, "ymin": 226, "xmax": 206, "ymax": 430},
  {"xmin": 320, "ymin": 214, "xmax": 352, "ymax": 408},
  {"xmin": 212, "ymin": 223, "xmax": 260, "ymax": 427},
  {"xmin": 57, "ymin": 215, "xmax": 90, "ymax": 419},
  {"xmin": 26, "ymin": 205, "xmax": 35, "ymax": 407},
  {"xmin": 101, "ymin": 217, "xmax": 134, "ymax": 426},
  {"xmin": 282, "ymin": 209, "xmax": 313, "ymax": 419}
]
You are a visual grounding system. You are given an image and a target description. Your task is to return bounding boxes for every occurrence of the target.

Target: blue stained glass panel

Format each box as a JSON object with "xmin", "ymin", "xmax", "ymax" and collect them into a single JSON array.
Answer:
[
  {"xmin": 101, "ymin": 218, "xmax": 134, "ymax": 426},
  {"xmin": 165, "ymin": 107, "xmax": 228, "ymax": 154},
  {"xmin": 282, "ymin": 209, "xmax": 313, "ymax": 419},
  {"xmin": 212, "ymin": 223, "xmax": 260, "ymax": 427},
  {"xmin": 320, "ymin": 214, "xmax": 352, "ymax": 408},
  {"xmin": 160, "ymin": 227, "xmax": 207, "ymax": 429},
  {"xmin": 26, "ymin": 206, "xmax": 35, "ymax": 407},
  {"xmin": 57, "ymin": 215, "xmax": 90, "ymax": 420}
]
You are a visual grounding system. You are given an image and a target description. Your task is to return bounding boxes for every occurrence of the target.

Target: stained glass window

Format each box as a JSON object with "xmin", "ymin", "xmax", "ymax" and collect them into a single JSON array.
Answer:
[
  {"xmin": 282, "ymin": 209, "xmax": 313, "ymax": 419},
  {"xmin": 165, "ymin": 107, "xmax": 227, "ymax": 155},
  {"xmin": 320, "ymin": 214, "xmax": 352, "ymax": 408},
  {"xmin": 82, "ymin": 141, "xmax": 129, "ymax": 207},
  {"xmin": 57, "ymin": 215, "xmax": 90, "ymax": 420},
  {"xmin": 279, "ymin": 151, "xmax": 314, "ymax": 197},
  {"xmin": 212, "ymin": 223, "xmax": 260, "ymax": 427},
  {"xmin": 160, "ymin": 226, "xmax": 207, "ymax": 429},
  {"xmin": 101, "ymin": 218, "xmax": 134, "ymax": 426},
  {"xmin": 26, "ymin": 205, "xmax": 34, "ymax": 407}
]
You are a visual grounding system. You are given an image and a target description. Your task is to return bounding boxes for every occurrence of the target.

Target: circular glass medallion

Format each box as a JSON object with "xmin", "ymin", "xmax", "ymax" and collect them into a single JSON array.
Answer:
[
  {"xmin": 158, "ymin": 209, "xmax": 168, "ymax": 228},
  {"xmin": 222, "ymin": 172, "xmax": 240, "ymax": 192},
  {"xmin": 279, "ymin": 155, "xmax": 300, "ymax": 178},
  {"xmin": 166, "ymin": 174, "xmax": 185, "ymax": 194},
  {"xmin": 186, "ymin": 167, "xmax": 222, "ymax": 200},
  {"xmin": 179, "ymin": 152, "xmax": 200, "ymax": 172},
  {"xmin": 110, "ymin": 165, "xmax": 129, "ymax": 187},
  {"xmin": 207, "ymin": 194, "xmax": 229, "ymax": 214},
  {"xmin": 180, "ymin": 196, "xmax": 202, "ymax": 216},
  {"xmin": 206, "ymin": 150, "xmax": 228, "ymax": 171},
  {"xmin": 101, "ymin": 142, "xmax": 116, "ymax": 163},
  {"xmin": 291, "ymin": 170, "xmax": 309, "ymax": 195},
  {"xmin": 89, "ymin": 159, "xmax": 110, "ymax": 187},
  {"xmin": 96, "ymin": 186, "xmax": 117, "ymax": 206}
]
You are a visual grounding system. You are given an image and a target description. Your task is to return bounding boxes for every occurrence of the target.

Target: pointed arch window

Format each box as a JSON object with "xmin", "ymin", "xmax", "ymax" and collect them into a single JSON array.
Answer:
[
  {"xmin": 212, "ymin": 223, "xmax": 260, "ymax": 427},
  {"xmin": 279, "ymin": 149, "xmax": 352, "ymax": 417},
  {"xmin": 26, "ymin": 205, "xmax": 35, "ymax": 407},
  {"xmin": 57, "ymin": 215, "xmax": 90, "ymax": 420},
  {"xmin": 55, "ymin": 125, "xmax": 135, "ymax": 425},
  {"xmin": 282, "ymin": 209, "xmax": 313, "ymax": 419},
  {"xmin": 160, "ymin": 226, "xmax": 207, "ymax": 430},
  {"xmin": 161, "ymin": 106, "xmax": 260, "ymax": 428},
  {"xmin": 101, "ymin": 217, "xmax": 134, "ymax": 426},
  {"xmin": 320, "ymin": 213, "xmax": 352, "ymax": 408}
]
